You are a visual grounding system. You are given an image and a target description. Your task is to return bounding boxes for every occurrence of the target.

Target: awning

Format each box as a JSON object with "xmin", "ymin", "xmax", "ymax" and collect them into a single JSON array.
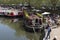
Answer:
[{"xmin": 42, "ymin": 12, "xmax": 50, "ymax": 15}]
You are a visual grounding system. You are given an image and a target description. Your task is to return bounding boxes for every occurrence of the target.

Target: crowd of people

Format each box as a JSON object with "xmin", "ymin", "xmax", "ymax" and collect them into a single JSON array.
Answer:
[{"xmin": 43, "ymin": 14, "xmax": 60, "ymax": 40}]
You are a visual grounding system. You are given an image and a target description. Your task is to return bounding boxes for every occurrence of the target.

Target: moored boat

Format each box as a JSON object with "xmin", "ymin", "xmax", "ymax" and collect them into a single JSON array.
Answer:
[
  {"xmin": 23, "ymin": 10, "xmax": 44, "ymax": 32},
  {"xmin": 0, "ymin": 7, "xmax": 24, "ymax": 18}
]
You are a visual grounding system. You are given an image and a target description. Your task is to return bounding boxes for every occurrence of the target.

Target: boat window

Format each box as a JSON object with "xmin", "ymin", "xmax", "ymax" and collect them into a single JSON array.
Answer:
[
  {"xmin": 28, "ymin": 20, "xmax": 32, "ymax": 25},
  {"xmin": 7, "ymin": 13, "xmax": 9, "ymax": 15},
  {"xmin": 0, "ymin": 12, "xmax": 4, "ymax": 14},
  {"xmin": 39, "ymin": 19, "xmax": 42, "ymax": 25},
  {"xmin": 35, "ymin": 19, "xmax": 38, "ymax": 23},
  {"xmin": 18, "ymin": 12, "xmax": 20, "ymax": 15}
]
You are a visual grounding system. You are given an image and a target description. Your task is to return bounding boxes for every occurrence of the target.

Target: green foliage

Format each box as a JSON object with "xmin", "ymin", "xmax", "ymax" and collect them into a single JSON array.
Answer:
[{"xmin": 0, "ymin": 0, "xmax": 60, "ymax": 8}]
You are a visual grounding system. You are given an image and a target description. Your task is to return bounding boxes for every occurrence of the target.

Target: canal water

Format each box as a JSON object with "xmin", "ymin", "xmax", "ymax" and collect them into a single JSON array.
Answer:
[{"xmin": 0, "ymin": 17, "xmax": 44, "ymax": 40}]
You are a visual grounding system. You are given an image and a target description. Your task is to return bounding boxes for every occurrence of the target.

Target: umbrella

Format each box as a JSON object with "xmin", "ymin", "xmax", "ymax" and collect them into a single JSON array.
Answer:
[{"xmin": 42, "ymin": 12, "xmax": 50, "ymax": 15}]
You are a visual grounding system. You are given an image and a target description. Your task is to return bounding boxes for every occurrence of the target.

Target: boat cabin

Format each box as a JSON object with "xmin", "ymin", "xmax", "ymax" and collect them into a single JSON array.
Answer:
[
  {"xmin": 0, "ymin": 7, "xmax": 23, "ymax": 16},
  {"xmin": 25, "ymin": 14, "xmax": 43, "ymax": 27}
]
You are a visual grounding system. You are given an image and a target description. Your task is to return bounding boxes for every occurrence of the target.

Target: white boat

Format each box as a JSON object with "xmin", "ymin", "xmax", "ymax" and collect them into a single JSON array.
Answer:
[{"xmin": 0, "ymin": 7, "xmax": 23, "ymax": 17}]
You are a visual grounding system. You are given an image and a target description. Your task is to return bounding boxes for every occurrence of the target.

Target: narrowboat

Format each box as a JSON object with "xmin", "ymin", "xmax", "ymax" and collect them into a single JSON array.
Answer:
[
  {"xmin": 23, "ymin": 10, "xmax": 44, "ymax": 32},
  {"xmin": 0, "ymin": 7, "xmax": 24, "ymax": 17}
]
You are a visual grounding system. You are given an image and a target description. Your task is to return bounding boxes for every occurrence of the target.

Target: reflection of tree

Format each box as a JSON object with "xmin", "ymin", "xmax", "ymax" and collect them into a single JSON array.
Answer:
[
  {"xmin": 1, "ymin": 18, "xmax": 26, "ymax": 36},
  {"xmin": 25, "ymin": 32, "xmax": 45, "ymax": 40},
  {"xmin": 39, "ymin": 31, "xmax": 45, "ymax": 40},
  {"xmin": 1, "ymin": 18, "xmax": 45, "ymax": 40},
  {"xmin": 25, "ymin": 32, "xmax": 37, "ymax": 40}
]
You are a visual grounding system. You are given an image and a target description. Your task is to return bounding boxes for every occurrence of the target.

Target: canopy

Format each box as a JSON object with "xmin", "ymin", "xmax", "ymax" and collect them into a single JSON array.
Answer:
[
  {"xmin": 36, "ymin": 10, "xmax": 40, "ymax": 12},
  {"xmin": 42, "ymin": 12, "xmax": 50, "ymax": 15}
]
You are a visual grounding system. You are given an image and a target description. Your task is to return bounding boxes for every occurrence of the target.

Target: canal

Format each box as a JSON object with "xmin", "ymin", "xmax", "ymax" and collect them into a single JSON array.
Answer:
[{"xmin": 0, "ymin": 17, "xmax": 44, "ymax": 40}]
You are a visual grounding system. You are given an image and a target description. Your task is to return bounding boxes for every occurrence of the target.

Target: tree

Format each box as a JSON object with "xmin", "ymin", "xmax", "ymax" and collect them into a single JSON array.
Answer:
[
  {"xmin": 29, "ymin": 0, "xmax": 43, "ymax": 8},
  {"xmin": 50, "ymin": 0, "xmax": 59, "ymax": 10},
  {"xmin": 50, "ymin": 0, "xmax": 58, "ymax": 6}
]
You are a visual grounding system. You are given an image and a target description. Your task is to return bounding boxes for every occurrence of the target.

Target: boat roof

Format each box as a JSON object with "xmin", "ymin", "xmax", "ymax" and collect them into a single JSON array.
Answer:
[
  {"xmin": 29, "ymin": 14, "xmax": 40, "ymax": 19},
  {"xmin": 0, "ymin": 7, "xmax": 20, "ymax": 13}
]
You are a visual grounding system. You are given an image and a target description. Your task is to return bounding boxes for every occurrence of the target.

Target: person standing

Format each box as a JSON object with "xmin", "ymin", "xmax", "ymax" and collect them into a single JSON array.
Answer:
[
  {"xmin": 46, "ymin": 24, "xmax": 51, "ymax": 39},
  {"xmin": 43, "ymin": 24, "xmax": 51, "ymax": 40}
]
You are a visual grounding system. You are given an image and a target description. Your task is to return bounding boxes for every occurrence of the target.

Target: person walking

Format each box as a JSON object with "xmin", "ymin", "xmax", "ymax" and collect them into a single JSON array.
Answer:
[
  {"xmin": 46, "ymin": 24, "xmax": 51, "ymax": 39},
  {"xmin": 43, "ymin": 24, "xmax": 51, "ymax": 40}
]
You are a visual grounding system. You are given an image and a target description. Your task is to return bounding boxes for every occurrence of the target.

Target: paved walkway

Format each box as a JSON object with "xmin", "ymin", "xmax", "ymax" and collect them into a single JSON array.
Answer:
[{"xmin": 50, "ymin": 26, "xmax": 60, "ymax": 40}]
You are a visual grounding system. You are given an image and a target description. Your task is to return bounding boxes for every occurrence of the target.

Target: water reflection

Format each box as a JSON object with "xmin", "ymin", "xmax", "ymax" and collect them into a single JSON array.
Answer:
[{"xmin": 0, "ymin": 18, "xmax": 44, "ymax": 40}]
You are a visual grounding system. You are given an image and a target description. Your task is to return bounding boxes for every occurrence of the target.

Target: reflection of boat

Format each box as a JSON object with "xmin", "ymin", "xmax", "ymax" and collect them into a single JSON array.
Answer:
[
  {"xmin": 23, "ymin": 10, "xmax": 44, "ymax": 32},
  {"xmin": 25, "ymin": 32, "xmax": 45, "ymax": 40},
  {"xmin": 25, "ymin": 32, "xmax": 39, "ymax": 40},
  {"xmin": 0, "ymin": 18, "xmax": 26, "ymax": 37}
]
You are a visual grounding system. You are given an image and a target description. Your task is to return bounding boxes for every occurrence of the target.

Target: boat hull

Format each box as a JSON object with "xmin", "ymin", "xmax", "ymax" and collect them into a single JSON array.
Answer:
[
  {"xmin": 23, "ymin": 24, "xmax": 44, "ymax": 32},
  {"xmin": 0, "ymin": 14, "xmax": 23, "ymax": 18}
]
